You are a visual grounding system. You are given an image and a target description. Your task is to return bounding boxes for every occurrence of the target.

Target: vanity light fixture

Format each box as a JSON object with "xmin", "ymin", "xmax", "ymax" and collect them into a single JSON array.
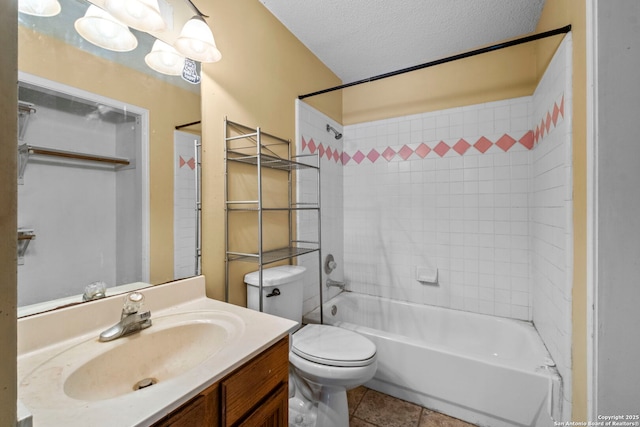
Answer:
[
  {"xmin": 174, "ymin": 15, "xmax": 222, "ymax": 63},
  {"xmin": 145, "ymin": 40, "xmax": 186, "ymax": 76},
  {"xmin": 74, "ymin": 5, "xmax": 138, "ymax": 52},
  {"xmin": 18, "ymin": 0, "xmax": 61, "ymax": 17},
  {"xmin": 104, "ymin": 0, "xmax": 166, "ymax": 32}
]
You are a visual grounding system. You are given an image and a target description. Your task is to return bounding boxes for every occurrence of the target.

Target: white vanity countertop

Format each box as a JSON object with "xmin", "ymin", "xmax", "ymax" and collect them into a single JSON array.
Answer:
[{"xmin": 17, "ymin": 276, "xmax": 298, "ymax": 427}]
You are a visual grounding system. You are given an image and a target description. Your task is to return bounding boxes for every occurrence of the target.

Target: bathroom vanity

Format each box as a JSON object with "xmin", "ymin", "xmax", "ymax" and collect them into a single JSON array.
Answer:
[
  {"xmin": 17, "ymin": 276, "xmax": 297, "ymax": 426},
  {"xmin": 154, "ymin": 336, "xmax": 288, "ymax": 426}
]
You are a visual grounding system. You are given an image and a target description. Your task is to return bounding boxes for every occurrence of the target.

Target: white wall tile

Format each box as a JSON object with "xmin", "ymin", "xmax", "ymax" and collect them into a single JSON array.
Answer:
[{"xmin": 530, "ymin": 34, "xmax": 573, "ymax": 419}]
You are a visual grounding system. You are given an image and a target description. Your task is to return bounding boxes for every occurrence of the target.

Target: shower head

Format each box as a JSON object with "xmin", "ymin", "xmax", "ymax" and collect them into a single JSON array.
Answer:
[{"xmin": 326, "ymin": 124, "xmax": 342, "ymax": 140}]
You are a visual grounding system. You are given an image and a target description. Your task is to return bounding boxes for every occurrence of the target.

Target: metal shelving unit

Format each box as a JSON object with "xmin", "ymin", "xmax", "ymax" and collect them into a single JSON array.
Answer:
[{"xmin": 224, "ymin": 119, "xmax": 321, "ymax": 313}]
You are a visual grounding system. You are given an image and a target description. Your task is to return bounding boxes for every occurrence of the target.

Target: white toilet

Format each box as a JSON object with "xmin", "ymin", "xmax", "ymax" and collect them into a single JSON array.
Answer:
[{"xmin": 245, "ymin": 265, "xmax": 377, "ymax": 427}]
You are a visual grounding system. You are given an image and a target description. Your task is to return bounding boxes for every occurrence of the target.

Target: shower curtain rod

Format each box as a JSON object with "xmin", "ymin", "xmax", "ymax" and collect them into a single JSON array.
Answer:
[
  {"xmin": 298, "ymin": 24, "xmax": 571, "ymax": 100},
  {"xmin": 175, "ymin": 120, "xmax": 201, "ymax": 130}
]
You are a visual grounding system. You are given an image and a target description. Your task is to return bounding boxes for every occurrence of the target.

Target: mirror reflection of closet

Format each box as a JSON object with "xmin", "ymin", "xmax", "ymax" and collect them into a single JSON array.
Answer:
[{"xmin": 17, "ymin": 74, "xmax": 150, "ymax": 315}]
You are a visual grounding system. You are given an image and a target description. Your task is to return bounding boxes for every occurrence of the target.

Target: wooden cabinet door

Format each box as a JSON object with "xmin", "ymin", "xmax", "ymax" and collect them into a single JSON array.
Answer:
[
  {"xmin": 237, "ymin": 383, "xmax": 288, "ymax": 427},
  {"xmin": 221, "ymin": 337, "xmax": 289, "ymax": 427},
  {"xmin": 153, "ymin": 383, "xmax": 219, "ymax": 427}
]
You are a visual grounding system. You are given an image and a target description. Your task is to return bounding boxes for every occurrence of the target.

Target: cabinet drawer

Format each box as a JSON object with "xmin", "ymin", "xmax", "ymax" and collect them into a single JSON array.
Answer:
[
  {"xmin": 153, "ymin": 383, "xmax": 219, "ymax": 427},
  {"xmin": 222, "ymin": 336, "xmax": 289, "ymax": 426}
]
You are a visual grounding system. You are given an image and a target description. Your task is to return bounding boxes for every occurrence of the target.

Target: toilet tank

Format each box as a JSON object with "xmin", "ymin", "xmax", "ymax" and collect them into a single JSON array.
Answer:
[{"xmin": 244, "ymin": 265, "xmax": 306, "ymax": 324}]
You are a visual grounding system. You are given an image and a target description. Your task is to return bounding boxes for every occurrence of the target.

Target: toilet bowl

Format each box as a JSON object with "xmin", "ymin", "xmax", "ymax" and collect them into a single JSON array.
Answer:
[
  {"xmin": 245, "ymin": 266, "xmax": 377, "ymax": 427},
  {"xmin": 289, "ymin": 324, "xmax": 377, "ymax": 426}
]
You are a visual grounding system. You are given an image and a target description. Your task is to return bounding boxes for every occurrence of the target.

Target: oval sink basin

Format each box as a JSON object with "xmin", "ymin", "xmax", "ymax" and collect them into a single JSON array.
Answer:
[{"xmin": 21, "ymin": 310, "xmax": 244, "ymax": 402}]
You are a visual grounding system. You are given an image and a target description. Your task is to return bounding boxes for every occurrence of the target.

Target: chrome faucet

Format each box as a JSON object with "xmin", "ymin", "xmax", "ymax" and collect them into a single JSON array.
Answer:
[
  {"xmin": 99, "ymin": 292, "xmax": 152, "ymax": 342},
  {"xmin": 326, "ymin": 278, "xmax": 346, "ymax": 290}
]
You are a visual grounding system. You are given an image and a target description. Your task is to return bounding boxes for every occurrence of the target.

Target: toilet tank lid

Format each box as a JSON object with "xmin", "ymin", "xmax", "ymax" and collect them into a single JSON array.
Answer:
[{"xmin": 244, "ymin": 265, "xmax": 307, "ymax": 287}]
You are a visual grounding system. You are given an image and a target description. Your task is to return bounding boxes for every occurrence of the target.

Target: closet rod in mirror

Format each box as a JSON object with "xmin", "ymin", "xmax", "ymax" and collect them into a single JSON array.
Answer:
[{"xmin": 26, "ymin": 145, "xmax": 130, "ymax": 166}]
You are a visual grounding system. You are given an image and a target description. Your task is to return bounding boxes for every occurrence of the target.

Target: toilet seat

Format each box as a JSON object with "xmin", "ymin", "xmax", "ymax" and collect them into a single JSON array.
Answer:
[{"xmin": 292, "ymin": 324, "xmax": 376, "ymax": 367}]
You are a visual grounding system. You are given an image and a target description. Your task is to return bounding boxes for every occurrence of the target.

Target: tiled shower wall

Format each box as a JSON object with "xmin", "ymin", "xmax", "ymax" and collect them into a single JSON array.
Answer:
[
  {"xmin": 530, "ymin": 34, "xmax": 573, "ymax": 416},
  {"xmin": 341, "ymin": 97, "xmax": 534, "ymax": 320},
  {"xmin": 296, "ymin": 100, "xmax": 344, "ymax": 315},
  {"xmin": 297, "ymin": 34, "xmax": 573, "ymax": 414},
  {"xmin": 173, "ymin": 131, "xmax": 200, "ymax": 280}
]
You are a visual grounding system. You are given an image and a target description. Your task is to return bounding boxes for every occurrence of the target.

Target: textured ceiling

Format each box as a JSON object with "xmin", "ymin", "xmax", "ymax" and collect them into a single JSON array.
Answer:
[{"xmin": 259, "ymin": 0, "xmax": 545, "ymax": 83}]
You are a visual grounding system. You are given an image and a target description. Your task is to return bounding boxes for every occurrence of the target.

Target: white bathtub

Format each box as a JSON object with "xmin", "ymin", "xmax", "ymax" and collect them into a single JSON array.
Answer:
[{"xmin": 305, "ymin": 292, "xmax": 562, "ymax": 427}]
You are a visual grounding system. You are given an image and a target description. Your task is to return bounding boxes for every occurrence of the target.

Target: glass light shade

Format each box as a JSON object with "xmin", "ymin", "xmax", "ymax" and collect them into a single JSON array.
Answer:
[
  {"xmin": 104, "ymin": 0, "xmax": 165, "ymax": 32},
  {"xmin": 74, "ymin": 5, "xmax": 138, "ymax": 52},
  {"xmin": 174, "ymin": 16, "xmax": 222, "ymax": 63},
  {"xmin": 18, "ymin": 0, "xmax": 61, "ymax": 17},
  {"xmin": 145, "ymin": 40, "xmax": 186, "ymax": 76}
]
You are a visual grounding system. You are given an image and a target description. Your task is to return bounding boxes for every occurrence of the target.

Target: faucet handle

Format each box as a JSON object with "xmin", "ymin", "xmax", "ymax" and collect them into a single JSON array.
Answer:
[
  {"xmin": 123, "ymin": 292, "xmax": 145, "ymax": 314},
  {"xmin": 324, "ymin": 254, "xmax": 338, "ymax": 274},
  {"xmin": 83, "ymin": 281, "xmax": 106, "ymax": 301}
]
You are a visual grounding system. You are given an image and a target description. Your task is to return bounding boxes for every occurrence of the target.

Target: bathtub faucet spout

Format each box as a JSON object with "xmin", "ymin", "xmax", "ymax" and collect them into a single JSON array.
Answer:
[{"xmin": 326, "ymin": 278, "xmax": 346, "ymax": 290}]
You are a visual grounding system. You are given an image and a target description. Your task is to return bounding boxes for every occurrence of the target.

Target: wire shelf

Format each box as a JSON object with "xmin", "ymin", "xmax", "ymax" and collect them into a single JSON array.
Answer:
[
  {"xmin": 227, "ymin": 246, "xmax": 319, "ymax": 264},
  {"xmin": 226, "ymin": 150, "xmax": 319, "ymax": 171}
]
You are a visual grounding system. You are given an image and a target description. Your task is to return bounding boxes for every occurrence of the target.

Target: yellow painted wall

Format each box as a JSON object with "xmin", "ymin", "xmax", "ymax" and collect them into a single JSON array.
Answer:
[
  {"xmin": 0, "ymin": 1, "xmax": 17, "ymax": 423},
  {"xmin": 18, "ymin": 27, "xmax": 201, "ymax": 285},
  {"xmin": 535, "ymin": 0, "xmax": 587, "ymax": 421},
  {"xmin": 197, "ymin": 0, "xmax": 342, "ymax": 304},
  {"xmin": 342, "ymin": 41, "xmax": 538, "ymax": 125}
]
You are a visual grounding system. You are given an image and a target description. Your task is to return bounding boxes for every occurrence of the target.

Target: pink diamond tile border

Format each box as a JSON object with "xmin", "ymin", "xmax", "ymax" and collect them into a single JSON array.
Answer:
[
  {"xmin": 367, "ymin": 149, "xmax": 380, "ymax": 163},
  {"xmin": 474, "ymin": 136, "xmax": 493, "ymax": 154},
  {"xmin": 307, "ymin": 138, "xmax": 316, "ymax": 154},
  {"xmin": 453, "ymin": 139, "xmax": 471, "ymax": 155},
  {"xmin": 300, "ymin": 92, "xmax": 565, "ymax": 167},
  {"xmin": 382, "ymin": 147, "xmax": 396, "ymax": 162},
  {"xmin": 519, "ymin": 131, "xmax": 535, "ymax": 150},
  {"xmin": 415, "ymin": 143, "xmax": 431, "ymax": 158},
  {"xmin": 518, "ymin": 131, "xmax": 535, "ymax": 150},
  {"xmin": 533, "ymin": 94, "xmax": 565, "ymax": 146},
  {"xmin": 342, "ymin": 152, "xmax": 351, "ymax": 165},
  {"xmin": 434, "ymin": 141, "xmax": 450, "ymax": 157},
  {"xmin": 352, "ymin": 150, "xmax": 365, "ymax": 164},
  {"xmin": 552, "ymin": 103, "xmax": 560, "ymax": 126},
  {"xmin": 496, "ymin": 134, "xmax": 516, "ymax": 152},
  {"xmin": 179, "ymin": 156, "xmax": 195, "ymax": 170},
  {"xmin": 398, "ymin": 145, "xmax": 414, "ymax": 160}
]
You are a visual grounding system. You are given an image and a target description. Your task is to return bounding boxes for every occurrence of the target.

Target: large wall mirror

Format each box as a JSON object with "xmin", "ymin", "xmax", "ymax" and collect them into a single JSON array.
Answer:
[{"xmin": 18, "ymin": 0, "xmax": 202, "ymax": 316}]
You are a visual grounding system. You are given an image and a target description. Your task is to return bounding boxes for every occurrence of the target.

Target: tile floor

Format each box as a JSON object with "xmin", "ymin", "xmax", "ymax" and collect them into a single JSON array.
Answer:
[{"xmin": 347, "ymin": 387, "xmax": 478, "ymax": 427}]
